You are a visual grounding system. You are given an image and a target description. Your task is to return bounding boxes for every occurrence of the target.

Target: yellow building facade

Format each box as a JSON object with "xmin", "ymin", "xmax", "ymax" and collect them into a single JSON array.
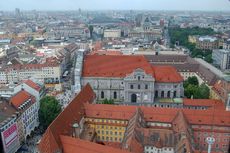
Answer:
[
  {"xmin": 85, "ymin": 118, "xmax": 127, "ymax": 142},
  {"xmin": 188, "ymin": 35, "xmax": 197, "ymax": 44},
  {"xmin": 210, "ymin": 88, "xmax": 221, "ymax": 100}
]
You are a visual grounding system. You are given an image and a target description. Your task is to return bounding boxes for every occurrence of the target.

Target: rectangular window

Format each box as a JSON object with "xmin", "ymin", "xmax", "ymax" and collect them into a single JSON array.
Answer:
[
  {"xmin": 130, "ymin": 84, "xmax": 134, "ymax": 89},
  {"xmin": 145, "ymin": 84, "xmax": 148, "ymax": 89},
  {"xmin": 138, "ymin": 84, "xmax": 141, "ymax": 89}
]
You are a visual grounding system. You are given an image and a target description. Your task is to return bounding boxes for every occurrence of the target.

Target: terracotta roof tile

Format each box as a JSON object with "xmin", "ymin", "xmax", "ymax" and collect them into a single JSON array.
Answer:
[
  {"xmin": 183, "ymin": 99, "xmax": 224, "ymax": 108},
  {"xmin": 82, "ymin": 55, "xmax": 183, "ymax": 83},
  {"xmin": 39, "ymin": 84, "xmax": 230, "ymax": 153},
  {"xmin": 152, "ymin": 66, "xmax": 183, "ymax": 83},
  {"xmin": 84, "ymin": 104, "xmax": 230, "ymax": 126},
  {"xmin": 10, "ymin": 90, "xmax": 33, "ymax": 108},
  {"xmin": 60, "ymin": 135, "xmax": 130, "ymax": 153},
  {"xmin": 83, "ymin": 55, "xmax": 153, "ymax": 78}
]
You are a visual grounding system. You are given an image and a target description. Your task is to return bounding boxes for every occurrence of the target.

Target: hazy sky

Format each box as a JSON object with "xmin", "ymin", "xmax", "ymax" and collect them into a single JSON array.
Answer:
[{"xmin": 0, "ymin": 0, "xmax": 230, "ymax": 11}]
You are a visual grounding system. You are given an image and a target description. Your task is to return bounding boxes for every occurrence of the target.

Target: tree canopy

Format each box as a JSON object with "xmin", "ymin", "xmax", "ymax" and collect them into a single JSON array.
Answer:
[
  {"xmin": 101, "ymin": 99, "xmax": 114, "ymax": 105},
  {"xmin": 169, "ymin": 27, "xmax": 215, "ymax": 63},
  {"xmin": 184, "ymin": 76, "xmax": 210, "ymax": 99},
  {"xmin": 184, "ymin": 76, "xmax": 199, "ymax": 87},
  {"xmin": 39, "ymin": 96, "xmax": 62, "ymax": 131}
]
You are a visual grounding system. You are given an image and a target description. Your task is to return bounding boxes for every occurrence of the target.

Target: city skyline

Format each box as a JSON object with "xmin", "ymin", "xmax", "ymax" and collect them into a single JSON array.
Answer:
[{"xmin": 0, "ymin": 0, "xmax": 230, "ymax": 11}]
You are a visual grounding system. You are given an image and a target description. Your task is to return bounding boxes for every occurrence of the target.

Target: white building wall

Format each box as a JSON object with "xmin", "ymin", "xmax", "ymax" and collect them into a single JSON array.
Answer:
[
  {"xmin": 144, "ymin": 146, "xmax": 174, "ymax": 153},
  {"xmin": 21, "ymin": 102, "xmax": 39, "ymax": 139},
  {"xmin": 0, "ymin": 65, "xmax": 61, "ymax": 84},
  {"xmin": 104, "ymin": 29, "xmax": 121, "ymax": 38}
]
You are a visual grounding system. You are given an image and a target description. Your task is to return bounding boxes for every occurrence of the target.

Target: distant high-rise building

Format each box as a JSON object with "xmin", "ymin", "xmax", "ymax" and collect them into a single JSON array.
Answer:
[
  {"xmin": 160, "ymin": 19, "xmax": 165, "ymax": 27},
  {"xmin": 135, "ymin": 14, "xmax": 143, "ymax": 27},
  {"xmin": 78, "ymin": 8, "xmax": 82, "ymax": 15},
  {"xmin": 15, "ymin": 8, "xmax": 21, "ymax": 19},
  {"xmin": 212, "ymin": 49, "xmax": 230, "ymax": 70}
]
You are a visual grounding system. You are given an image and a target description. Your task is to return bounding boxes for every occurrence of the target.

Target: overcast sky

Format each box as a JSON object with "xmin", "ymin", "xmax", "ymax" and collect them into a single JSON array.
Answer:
[{"xmin": 0, "ymin": 0, "xmax": 230, "ymax": 11}]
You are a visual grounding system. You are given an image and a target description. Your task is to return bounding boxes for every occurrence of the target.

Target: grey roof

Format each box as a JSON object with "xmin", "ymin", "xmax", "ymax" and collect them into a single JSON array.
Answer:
[{"xmin": 0, "ymin": 101, "xmax": 17, "ymax": 125}]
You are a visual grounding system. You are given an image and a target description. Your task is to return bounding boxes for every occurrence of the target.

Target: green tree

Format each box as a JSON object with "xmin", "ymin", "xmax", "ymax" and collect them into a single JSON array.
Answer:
[
  {"xmin": 101, "ymin": 99, "xmax": 114, "ymax": 104},
  {"xmin": 184, "ymin": 84, "xmax": 197, "ymax": 98},
  {"xmin": 184, "ymin": 77, "xmax": 210, "ymax": 99},
  {"xmin": 39, "ymin": 96, "xmax": 61, "ymax": 131},
  {"xmin": 195, "ymin": 83, "xmax": 210, "ymax": 99},
  {"xmin": 204, "ymin": 54, "xmax": 213, "ymax": 63},
  {"xmin": 187, "ymin": 76, "xmax": 199, "ymax": 86},
  {"xmin": 168, "ymin": 27, "xmax": 215, "ymax": 61}
]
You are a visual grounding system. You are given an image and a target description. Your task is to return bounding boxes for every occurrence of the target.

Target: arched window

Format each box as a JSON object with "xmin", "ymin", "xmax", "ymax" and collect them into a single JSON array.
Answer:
[
  {"xmin": 101, "ymin": 91, "xmax": 104, "ymax": 99},
  {"xmin": 131, "ymin": 94, "xmax": 137, "ymax": 103},
  {"xmin": 161, "ymin": 91, "xmax": 164, "ymax": 98},
  {"xmin": 114, "ymin": 92, "xmax": 117, "ymax": 99},
  {"xmin": 167, "ymin": 91, "xmax": 170, "ymax": 98}
]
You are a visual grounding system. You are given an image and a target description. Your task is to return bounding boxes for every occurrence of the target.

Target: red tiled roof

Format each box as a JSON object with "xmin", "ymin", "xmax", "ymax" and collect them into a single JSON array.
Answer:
[
  {"xmin": 60, "ymin": 135, "xmax": 130, "ymax": 153},
  {"xmin": 38, "ymin": 84, "xmax": 96, "ymax": 153},
  {"xmin": 82, "ymin": 55, "xmax": 153, "ymax": 78},
  {"xmin": 10, "ymin": 90, "xmax": 33, "ymax": 108},
  {"xmin": 24, "ymin": 80, "xmax": 41, "ymax": 91},
  {"xmin": 183, "ymin": 99, "xmax": 225, "ymax": 108},
  {"xmin": 39, "ymin": 84, "xmax": 230, "ymax": 153},
  {"xmin": 84, "ymin": 104, "xmax": 136, "ymax": 120},
  {"xmin": 82, "ymin": 55, "xmax": 183, "ymax": 83},
  {"xmin": 152, "ymin": 66, "xmax": 183, "ymax": 83},
  {"xmin": 84, "ymin": 104, "xmax": 230, "ymax": 127}
]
